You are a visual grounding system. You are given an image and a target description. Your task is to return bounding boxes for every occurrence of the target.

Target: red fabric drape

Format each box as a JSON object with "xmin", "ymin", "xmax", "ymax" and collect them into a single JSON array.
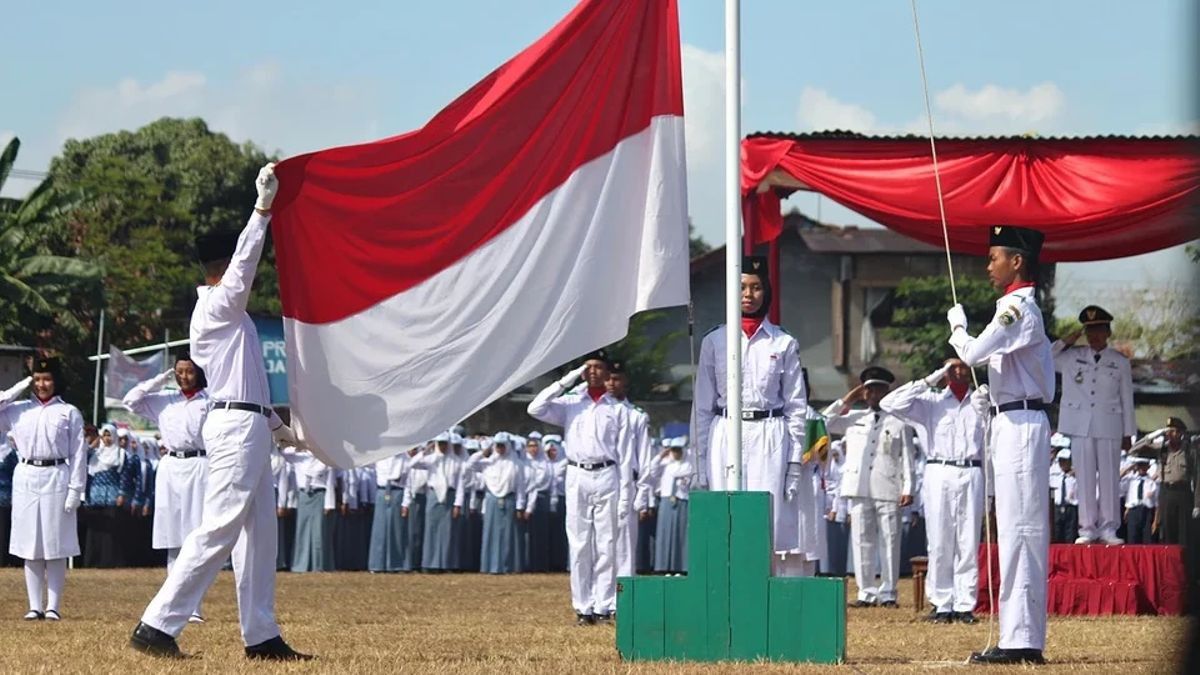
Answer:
[
  {"xmin": 741, "ymin": 136, "xmax": 1200, "ymax": 261},
  {"xmin": 976, "ymin": 544, "xmax": 1187, "ymax": 616}
]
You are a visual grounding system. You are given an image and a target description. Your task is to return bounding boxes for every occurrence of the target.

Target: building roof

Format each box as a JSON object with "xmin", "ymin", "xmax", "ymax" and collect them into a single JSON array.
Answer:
[{"xmin": 747, "ymin": 130, "xmax": 1200, "ymax": 143}]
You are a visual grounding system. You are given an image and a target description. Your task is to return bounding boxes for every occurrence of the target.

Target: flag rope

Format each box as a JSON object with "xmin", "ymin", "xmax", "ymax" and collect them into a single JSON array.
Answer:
[{"xmin": 908, "ymin": 0, "xmax": 998, "ymax": 654}]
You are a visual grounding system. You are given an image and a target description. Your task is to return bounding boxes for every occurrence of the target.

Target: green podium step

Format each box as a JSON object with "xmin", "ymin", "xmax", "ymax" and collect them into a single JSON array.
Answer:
[{"xmin": 616, "ymin": 491, "xmax": 845, "ymax": 664}]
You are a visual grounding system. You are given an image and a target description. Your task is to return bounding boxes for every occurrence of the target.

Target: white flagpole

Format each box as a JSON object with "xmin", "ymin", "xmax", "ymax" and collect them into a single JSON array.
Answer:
[
  {"xmin": 91, "ymin": 309, "xmax": 105, "ymax": 425},
  {"xmin": 724, "ymin": 0, "xmax": 743, "ymax": 491}
]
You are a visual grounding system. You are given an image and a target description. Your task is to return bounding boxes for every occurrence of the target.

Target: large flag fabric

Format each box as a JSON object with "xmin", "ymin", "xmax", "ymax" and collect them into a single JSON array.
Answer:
[
  {"xmin": 270, "ymin": 0, "xmax": 688, "ymax": 468},
  {"xmin": 105, "ymin": 346, "xmax": 166, "ymax": 408}
]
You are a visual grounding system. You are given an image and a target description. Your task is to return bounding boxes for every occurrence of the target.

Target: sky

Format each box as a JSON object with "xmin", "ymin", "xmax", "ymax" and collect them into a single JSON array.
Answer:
[{"xmin": 3, "ymin": 0, "xmax": 1196, "ymax": 317}]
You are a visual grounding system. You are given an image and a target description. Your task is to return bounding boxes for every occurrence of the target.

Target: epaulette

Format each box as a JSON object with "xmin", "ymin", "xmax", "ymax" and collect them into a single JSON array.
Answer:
[{"xmin": 704, "ymin": 324, "xmax": 722, "ymax": 337}]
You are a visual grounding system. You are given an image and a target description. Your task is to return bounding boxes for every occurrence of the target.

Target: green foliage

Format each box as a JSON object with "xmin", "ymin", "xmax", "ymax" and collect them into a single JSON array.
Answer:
[
  {"xmin": 688, "ymin": 220, "xmax": 711, "ymax": 259},
  {"xmin": 607, "ymin": 310, "xmax": 685, "ymax": 401},
  {"xmin": 881, "ymin": 275, "xmax": 998, "ymax": 376}
]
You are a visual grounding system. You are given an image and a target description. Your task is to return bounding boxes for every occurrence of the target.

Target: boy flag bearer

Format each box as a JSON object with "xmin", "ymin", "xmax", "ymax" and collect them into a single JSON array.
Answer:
[
  {"xmin": 131, "ymin": 164, "xmax": 311, "ymax": 660},
  {"xmin": 947, "ymin": 225, "xmax": 1054, "ymax": 666}
]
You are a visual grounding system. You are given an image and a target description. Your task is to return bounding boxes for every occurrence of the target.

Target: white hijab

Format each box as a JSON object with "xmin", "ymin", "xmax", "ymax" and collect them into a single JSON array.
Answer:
[{"xmin": 88, "ymin": 424, "xmax": 124, "ymax": 476}]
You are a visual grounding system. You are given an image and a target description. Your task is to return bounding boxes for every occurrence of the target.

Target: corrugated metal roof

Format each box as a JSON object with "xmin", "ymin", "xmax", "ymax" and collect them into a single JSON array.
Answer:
[
  {"xmin": 747, "ymin": 130, "xmax": 1200, "ymax": 142},
  {"xmin": 799, "ymin": 226, "xmax": 940, "ymax": 254}
]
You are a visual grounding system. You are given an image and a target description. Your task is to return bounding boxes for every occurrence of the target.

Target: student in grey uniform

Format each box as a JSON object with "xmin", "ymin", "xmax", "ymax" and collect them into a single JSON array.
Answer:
[
  {"xmin": 521, "ymin": 435, "xmax": 552, "ymax": 572},
  {"xmin": 644, "ymin": 437, "xmax": 692, "ymax": 574},
  {"xmin": 0, "ymin": 361, "xmax": 87, "ymax": 621},
  {"xmin": 449, "ymin": 434, "xmax": 473, "ymax": 571},
  {"xmin": 83, "ymin": 423, "xmax": 139, "ymax": 568},
  {"xmin": 466, "ymin": 432, "xmax": 526, "ymax": 573},
  {"xmin": 544, "ymin": 436, "xmax": 569, "ymax": 572},
  {"xmin": 462, "ymin": 438, "xmax": 486, "ymax": 572},
  {"xmin": 286, "ymin": 448, "xmax": 336, "ymax": 572},
  {"xmin": 271, "ymin": 446, "xmax": 295, "ymax": 571},
  {"xmin": 635, "ymin": 438, "xmax": 667, "ymax": 573},
  {"xmin": 400, "ymin": 445, "xmax": 429, "ymax": 571},
  {"xmin": 369, "ymin": 451, "xmax": 409, "ymax": 572},
  {"xmin": 335, "ymin": 466, "xmax": 373, "ymax": 571},
  {"xmin": 408, "ymin": 433, "xmax": 466, "ymax": 571}
]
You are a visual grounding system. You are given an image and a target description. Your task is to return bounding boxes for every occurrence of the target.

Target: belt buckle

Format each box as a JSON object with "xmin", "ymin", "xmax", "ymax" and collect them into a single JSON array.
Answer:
[{"xmin": 741, "ymin": 410, "xmax": 754, "ymax": 421}]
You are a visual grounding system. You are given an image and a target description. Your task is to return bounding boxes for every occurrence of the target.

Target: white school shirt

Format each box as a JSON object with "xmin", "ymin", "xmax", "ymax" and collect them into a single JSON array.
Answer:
[
  {"xmin": 286, "ymin": 449, "xmax": 337, "ymax": 510},
  {"xmin": 122, "ymin": 373, "xmax": 209, "ymax": 452},
  {"xmin": 521, "ymin": 452, "xmax": 552, "ymax": 512},
  {"xmin": 407, "ymin": 450, "xmax": 465, "ymax": 507},
  {"xmin": 1124, "ymin": 474, "xmax": 1158, "ymax": 509},
  {"xmin": 1052, "ymin": 472, "xmax": 1078, "ymax": 506},
  {"xmin": 375, "ymin": 453, "xmax": 409, "ymax": 487},
  {"xmin": 464, "ymin": 451, "xmax": 527, "ymax": 510},
  {"xmin": 645, "ymin": 454, "xmax": 694, "ymax": 501}
]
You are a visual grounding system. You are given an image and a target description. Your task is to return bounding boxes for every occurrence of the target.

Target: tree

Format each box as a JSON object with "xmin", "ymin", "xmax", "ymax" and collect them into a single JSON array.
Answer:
[
  {"xmin": 688, "ymin": 219, "xmax": 711, "ymax": 258},
  {"xmin": 45, "ymin": 118, "xmax": 277, "ymax": 351},
  {"xmin": 0, "ymin": 137, "xmax": 103, "ymax": 343},
  {"xmin": 607, "ymin": 310, "xmax": 685, "ymax": 401},
  {"xmin": 881, "ymin": 275, "xmax": 999, "ymax": 377}
]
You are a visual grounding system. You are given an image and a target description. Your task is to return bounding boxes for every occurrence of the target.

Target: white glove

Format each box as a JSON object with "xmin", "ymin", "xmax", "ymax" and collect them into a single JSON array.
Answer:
[
  {"xmin": 64, "ymin": 489, "xmax": 81, "ymax": 513},
  {"xmin": 557, "ymin": 364, "xmax": 588, "ymax": 389},
  {"xmin": 1193, "ymin": 507, "xmax": 1199, "ymax": 519},
  {"xmin": 254, "ymin": 162, "xmax": 278, "ymax": 211},
  {"xmin": 784, "ymin": 464, "xmax": 803, "ymax": 501},
  {"xmin": 617, "ymin": 499, "xmax": 630, "ymax": 517},
  {"xmin": 947, "ymin": 304, "xmax": 968, "ymax": 333},
  {"xmin": 923, "ymin": 363, "xmax": 951, "ymax": 387},
  {"xmin": 272, "ymin": 422, "xmax": 300, "ymax": 448},
  {"xmin": 970, "ymin": 385, "xmax": 990, "ymax": 416}
]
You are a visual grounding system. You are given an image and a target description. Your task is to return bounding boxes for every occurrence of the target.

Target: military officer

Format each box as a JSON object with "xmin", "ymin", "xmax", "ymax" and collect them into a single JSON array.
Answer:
[
  {"xmin": 1153, "ymin": 417, "xmax": 1197, "ymax": 547},
  {"xmin": 948, "ymin": 225, "xmax": 1054, "ymax": 665},
  {"xmin": 823, "ymin": 367, "xmax": 916, "ymax": 608},
  {"xmin": 131, "ymin": 164, "xmax": 311, "ymax": 660},
  {"xmin": 1052, "ymin": 305, "xmax": 1135, "ymax": 544}
]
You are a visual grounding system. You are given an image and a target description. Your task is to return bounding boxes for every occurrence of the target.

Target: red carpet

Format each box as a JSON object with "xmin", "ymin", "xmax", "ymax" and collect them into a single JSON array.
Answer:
[{"xmin": 975, "ymin": 544, "xmax": 1186, "ymax": 616}]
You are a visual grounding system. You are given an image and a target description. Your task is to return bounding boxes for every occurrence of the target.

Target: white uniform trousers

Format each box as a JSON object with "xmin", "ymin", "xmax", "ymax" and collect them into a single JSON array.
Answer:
[
  {"xmin": 565, "ymin": 464, "xmax": 618, "ymax": 615},
  {"xmin": 922, "ymin": 463, "xmax": 984, "ymax": 613},
  {"xmin": 141, "ymin": 409, "xmax": 280, "ymax": 645},
  {"xmin": 152, "ymin": 455, "xmax": 209, "ymax": 550},
  {"xmin": 848, "ymin": 497, "xmax": 900, "ymax": 603},
  {"xmin": 1068, "ymin": 435, "xmax": 1120, "ymax": 540},
  {"xmin": 992, "ymin": 410, "xmax": 1050, "ymax": 651},
  {"xmin": 616, "ymin": 509, "xmax": 636, "ymax": 577}
]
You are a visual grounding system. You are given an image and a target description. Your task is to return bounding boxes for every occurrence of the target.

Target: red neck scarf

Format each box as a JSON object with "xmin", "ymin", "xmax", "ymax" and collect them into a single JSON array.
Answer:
[
  {"xmin": 587, "ymin": 387, "xmax": 606, "ymax": 403},
  {"xmin": 35, "ymin": 395, "xmax": 54, "ymax": 405},
  {"xmin": 741, "ymin": 316, "xmax": 763, "ymax": 338},
  {"xmin": 1004, "ymin": 280, "xmax": 1036, "ymax": 295},
  {"xmin": 181, "ymin": 388, "xmax": 201, "ymax": 400},
  {"xmin": 949, "ymin": 382, "xmax": 969, "ymax": 402}
]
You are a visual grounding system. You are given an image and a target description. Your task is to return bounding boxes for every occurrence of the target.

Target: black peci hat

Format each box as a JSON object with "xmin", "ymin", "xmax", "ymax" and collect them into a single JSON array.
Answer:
[
  {"xmin": 859, "ymin": 366, "xmax": 895, "ymax": 387},
  {"xmin": 610, "ymin": 360, "xmax": 626, "ymax": 375},
  {"xmin": 1078, "ymin": 305, "xmax": 1114, "ymax": 326},
  {"xmin": 581, "ymin": 349, "xmax": 612, "ymax": 367},
  {"xmin": 29, "ymin": 356, "xmax": 66, "ymax": 396},
  {"xmin": 743, "ymin": 255, "xmax": 768, "ymax": 280},
  {"xmin": 195, "ymin": 231, "xmax": 240, "ymax": 264},
  {"xmin": 1166, "ymin": 416, "xmax": 1188, "ymax": 432},
  {"xmin": 989, "ymin": 225, "xmax": 1045, "ymax": 257}
]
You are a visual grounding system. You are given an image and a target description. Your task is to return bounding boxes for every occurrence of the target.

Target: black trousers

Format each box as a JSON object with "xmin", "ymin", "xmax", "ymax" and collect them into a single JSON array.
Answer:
[
  {"xmin": 1053, "ymin": 504, "xmax": 1078, "ymax": 544},
  {"xmin": 1160, "ymin": 485, "xmax": 1193, "ymax": 548},
  {"xmin": 1125, "ymin": 506, "xmax": 1155, "ymax": 545}
]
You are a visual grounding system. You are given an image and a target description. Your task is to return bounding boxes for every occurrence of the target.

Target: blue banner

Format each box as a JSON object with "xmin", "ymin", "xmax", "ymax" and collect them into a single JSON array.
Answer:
[{"xmin": 252, "ymin": 315, "xmax": 289, "ymax": 405}]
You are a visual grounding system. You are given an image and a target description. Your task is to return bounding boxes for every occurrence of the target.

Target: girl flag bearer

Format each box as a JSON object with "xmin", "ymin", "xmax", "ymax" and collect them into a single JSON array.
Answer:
[{"xmin": 0, "ymin": 358, "xmax": 88, "ymax": 621}]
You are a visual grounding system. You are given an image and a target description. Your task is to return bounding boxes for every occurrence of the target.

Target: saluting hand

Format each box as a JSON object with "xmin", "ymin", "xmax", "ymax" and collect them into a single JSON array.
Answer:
[{"xmin": 1062, "ymin": 328, "xmax": 1082, "ymax": 346}]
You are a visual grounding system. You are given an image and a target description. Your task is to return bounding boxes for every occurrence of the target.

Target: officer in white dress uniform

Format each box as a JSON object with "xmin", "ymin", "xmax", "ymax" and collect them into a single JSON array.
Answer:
[
  {"xmin": 0, "ymin": 359, "xmax": 87, "ymax": 622},
  {"xmin": 880, "ymin": 358, "xmax": 985, "ymax": 624},
  {"xmin": 528, "ymin": 349, "xmax": 635, "ymax": 625},
  {"xmin": 131, "ymin": 164, "xmax": 311, "ymax": 660},
  {"xmin": 1051, "ymin": 305, "xmax": 1134, "ymax": 544},
  {"xmin": 823, "ymin": 367, "xmax": 915, "ymax": 608},
  {"xmin": 691, "ymin": 256, "xmax": 815, "ymax": 577},
  {"xmin": 606, "ymin": 361, "xmax": 652, "ymax": 578},
  {"xmin": 123, "ymin": 355, "xmax": 211, "ymax": 623},
  {"xmin": 948, "ymin": 225, "xmax": 1054, "ymax": 665}
]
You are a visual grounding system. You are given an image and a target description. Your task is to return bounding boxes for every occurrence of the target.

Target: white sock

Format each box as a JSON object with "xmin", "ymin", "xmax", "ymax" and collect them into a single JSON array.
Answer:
[
  {"xmin": 45, "ymin": 559, "xmax": 67, "ymax": 613},
  {"xmin": 24, "ymin": 560, "xmax": 46, "ymax": 612}
]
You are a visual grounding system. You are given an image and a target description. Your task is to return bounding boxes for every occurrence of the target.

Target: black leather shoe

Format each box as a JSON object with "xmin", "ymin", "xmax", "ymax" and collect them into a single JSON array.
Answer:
[
  {"xmin": 928, "ymin": 611, "xmax": 952, "ymax": 624},
  {"xmin": 129, "ymin": 622, "xmax": 184, "ymax": 658},
  {"xmin": 576, "ymin": 613, "xmax": 596, "ymax": 626},
  {"xmin": 955, "ymin": 611, "xmax": 979, "ymax": 624},
  {"xmin": 23, "ymin": 610, "xmax": 44, "ymax": 621},
  {"xmin": 879, "ymin": 600, "xmax": 899, "ymax": 609},
  {"xmin": 969, "ymin": 647, "xmax": 1045, "ymax": 664},
  {"xmin": 594, "ymin": 612, "xmax": 613, "ymax": 625},
  {"xmin": 847, "ymin": 599, "xmax": 876, "ymax": 608},
  {"xmin": 245, "ymin": 635, "xmax": 313, "ymax": 661}
]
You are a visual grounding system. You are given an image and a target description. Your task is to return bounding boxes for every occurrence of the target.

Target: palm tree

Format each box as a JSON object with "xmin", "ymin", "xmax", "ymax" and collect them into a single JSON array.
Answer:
[{"xmin": 0, "ymin": 137, "xmax": 102, "ymax": 337}]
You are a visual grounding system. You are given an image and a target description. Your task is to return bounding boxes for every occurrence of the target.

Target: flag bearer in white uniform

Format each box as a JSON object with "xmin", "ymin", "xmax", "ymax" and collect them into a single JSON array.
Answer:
[
  {"xmin": 691, "ymin": 256, "xmax": 815, "ymax": 577},
  {"xmin": 881, "ymin": 357, "xmax": 984, "ymax": 624},
  {"xmin": 607, "ymin": 361, "xmax": 652, "ymax": 578},
  {"xmin": 1051, "ymin": 305, "xmax": 1134, "ymax": 544},
  {"xmin": 123, "ymin": 354, "xmax": 210, "ymax": 623},
  {"xmin": 823, "ymin": 367, "xmax": 915, "ymax": 608},
  {"xmin": 528, "ymin": 349, "xmax": 635, "ymax": 625},
  {"xmin": 131, "ymin": 164, "xmax": 311, "ymax": 660},
  {"xmin": 948, "ymin": 225, "xmax": 1054, "ymax": 666},
  {"xmin": 0, "ymin": 359, "xmax": 87, "ymax": 621}
]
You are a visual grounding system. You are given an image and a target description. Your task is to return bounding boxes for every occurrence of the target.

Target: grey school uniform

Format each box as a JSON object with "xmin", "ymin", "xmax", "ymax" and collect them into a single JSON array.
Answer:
[
  {"xmin": 645, "ymin": 454, "xmax": 692, "ymax": 573},
  {"xmin": 369, "ymin": 454, "xmax": 409, "ymax": 572},
  {"xmin": 288, "ymin": 451, "xmax": 336, "ymax": 573}
]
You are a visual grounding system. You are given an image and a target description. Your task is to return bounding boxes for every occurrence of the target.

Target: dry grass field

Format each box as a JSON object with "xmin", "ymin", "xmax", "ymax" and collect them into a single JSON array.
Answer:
[{"xmin": 0, "ymin": 568, "xmax": 1187, "ymax": 674}]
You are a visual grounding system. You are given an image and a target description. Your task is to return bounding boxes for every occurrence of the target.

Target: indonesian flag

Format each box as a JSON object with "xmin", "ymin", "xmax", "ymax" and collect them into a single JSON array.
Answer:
[{"xmin": 270, "ymin": 0, "xmax": 688, "ymax": 468}]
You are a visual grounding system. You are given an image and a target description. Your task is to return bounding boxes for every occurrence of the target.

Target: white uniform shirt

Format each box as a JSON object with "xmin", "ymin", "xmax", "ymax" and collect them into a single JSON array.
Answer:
[
  {"xmin": 374, "ymin": 453, "xmax": 409, "ymax": 487},
  {"xmin": 823, "ymin": 402, "xmax": 916, "ymax": 502},
  {"xmin": 464, "ymin": 451, "xmax": 527, "ymax": 509},
  {"xmin": 521, "ymin": 452, "xmax": 552, "ymax": 511},
  {"xmin": 0, "ymin": 392, "xmax": 88, "ymax": 494},
  {"xmin": 190, "ymin": 212, "xmax": 276, "ymax": 414},
  {"xmin": 880, "ymin": 381, "xmax": 983, "ymax": 462},
  {"xmin": 406, "ymin": 450, "xmax": 465, "ymax": 507},
  {"xmin": 1051, "ymin": 343, "xmax": 1135, "ymax": 440},
  {"xmin": 950, "ymin": 286, "xmax": 1055, "ymax": 405},
  {"xmin": 528, "ymin": 385, "xmax": 635, "ymax": 505},
  {"xmin": 1052, "ymin": 471, "xmax": 1077, "ymax": 506},
  {"xmin": 548, "ymin": 456, "xmax": 568, "ymax": 511},
  {"xmin": 122, "ymin": 373, "xmax": 209, "ymax": 452},
  {"xmin": 645, "ymin": 453, "xmax": 694, "ymax": 501},
  {"xmin": 1124, "ymin": 473, "xmax": 1158, "ymax": 509},
  {"xmin": 272, "ymin": 449, "xmax": 295, "ymax": 509},
  {"xmin": 287, "ymin": 450, "xmax": 337, "ymax": 510},
  {"xmin": 691, "ymin": 320, "xmax": 809, "ymax": 466}
]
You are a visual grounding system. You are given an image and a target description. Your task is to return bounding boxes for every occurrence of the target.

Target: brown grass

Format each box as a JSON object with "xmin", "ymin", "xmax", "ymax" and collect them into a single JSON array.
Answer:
[{"xmin": 0, "ymin": 568, "xmax": 1187, "ymax": 674}]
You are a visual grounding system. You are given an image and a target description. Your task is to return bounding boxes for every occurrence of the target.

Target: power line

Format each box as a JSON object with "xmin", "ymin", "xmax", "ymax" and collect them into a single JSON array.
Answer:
[{"xmin": 8, "ymin": 168, "xmax": 49, "ymax": 181}]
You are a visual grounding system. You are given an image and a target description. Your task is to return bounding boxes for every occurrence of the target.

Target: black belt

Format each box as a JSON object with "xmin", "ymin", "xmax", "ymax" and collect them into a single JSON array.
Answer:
[
  {"xmin": 568, "ymin": 459, "xmax": 616, "ymax": 471},
  {"xmin": 926, "ymin": 458, "xmax": 982, "ymax": 468},
  {"xmin": 302, "ymin": 487, "xmax": 326, "ymax": 494},
  {"xmin": 990, "ymin": 398, "xmax": 1046, "ymax": 415},
  {"xmin": 378, "ymin": 481, "xmax": 404, "ymax": 490},
  {"xmin": 168, "ymin": 449, "xmax": 206, "ymax": 459},
  {"xmin": 19, "ymin": 457, "xmax": 66, "ymax": 467},
  {"xmin": 210, "ymin": 400, "xmax": 271, "ymax": 417},
  {"xmin": 713, "ymin": 407, "xmax": 785, "ymax": 420},
  {"xmin": 1163, "ymin": 482, "xmax": 1192, "ymax": 490}
]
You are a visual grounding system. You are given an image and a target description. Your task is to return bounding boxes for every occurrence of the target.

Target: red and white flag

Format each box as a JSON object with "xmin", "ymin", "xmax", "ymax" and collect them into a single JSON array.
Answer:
[{"xmin": 271, "ymin": 0, "xmax": 688, "ymax": 467}]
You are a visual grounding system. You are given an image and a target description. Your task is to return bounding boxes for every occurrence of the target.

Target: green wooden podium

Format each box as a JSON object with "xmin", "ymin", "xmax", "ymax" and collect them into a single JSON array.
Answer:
[{"xmin": 615, "ymin": 491, "xmax": 845, "ymax": 663}]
